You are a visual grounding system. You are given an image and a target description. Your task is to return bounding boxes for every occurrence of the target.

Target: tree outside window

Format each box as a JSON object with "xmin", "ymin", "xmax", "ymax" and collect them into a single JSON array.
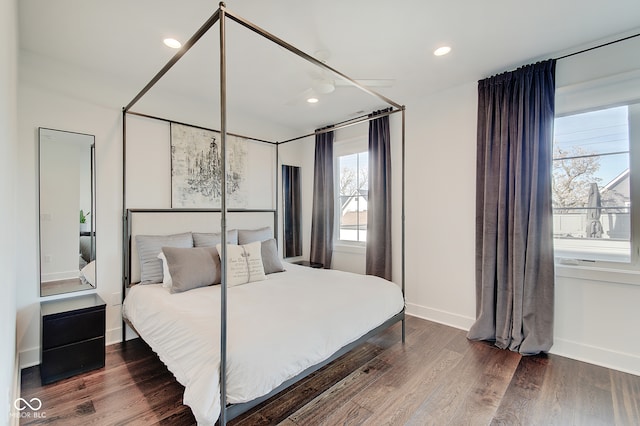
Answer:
[
  {"xmin": 552, "ymin": 105, "xmax": 631, "ymax": 262},
  {"xmin": 338, "ymin": 152, "xmax": 368, "ymax": 242}
]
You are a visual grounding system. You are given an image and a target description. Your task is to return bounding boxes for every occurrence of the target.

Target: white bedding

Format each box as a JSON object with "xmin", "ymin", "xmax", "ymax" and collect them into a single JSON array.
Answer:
[{"xmin": 123, "ymin": 262, "xmax": 404, "ymax": 425}]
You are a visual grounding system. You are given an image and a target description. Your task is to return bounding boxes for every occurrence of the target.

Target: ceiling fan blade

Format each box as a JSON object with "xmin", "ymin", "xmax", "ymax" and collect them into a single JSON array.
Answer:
[{"xmin": 335, "ymin": 78, "xmax": 395, "ymax": 88}]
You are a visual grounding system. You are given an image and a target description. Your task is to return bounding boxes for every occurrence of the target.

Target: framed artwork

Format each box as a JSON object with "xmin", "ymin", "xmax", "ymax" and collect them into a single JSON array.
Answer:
[{"xmin": 171, "ymin": 123, "xmax": 248, "ymax": 208}]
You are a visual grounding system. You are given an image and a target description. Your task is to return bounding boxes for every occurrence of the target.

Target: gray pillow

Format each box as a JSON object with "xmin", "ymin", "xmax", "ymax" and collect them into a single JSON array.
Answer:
[
  {"xmin": 162, "ymin": 246, "xmax": 221, "ymax": 293},
  {"xmin": 261, "ymin": 238, "xmax": 285, "ymax": 274},
  {"xmin": 193, "ymin": 229, "xmax": 238, "ymax": 247},
  {"xmin": 79, "ymin": 236, "xmax": 93, "ymax": 263},
  {"xmin": 238, "ymin": 227, "xmax": 273, "ymax": 245},
  {"xmin": 136, "ymin": 232, "xmax": 193, "ymax": 284}
]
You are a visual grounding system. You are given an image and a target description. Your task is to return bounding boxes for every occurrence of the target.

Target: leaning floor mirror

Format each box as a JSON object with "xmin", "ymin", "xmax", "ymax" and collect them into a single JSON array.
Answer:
[
  {"xmin": 39, "ymin": 128, "xmax": 96, "ymax": 296},
  {"xmin": 282, "ymin": 164, "xmax": 302, "ymax": 258}
]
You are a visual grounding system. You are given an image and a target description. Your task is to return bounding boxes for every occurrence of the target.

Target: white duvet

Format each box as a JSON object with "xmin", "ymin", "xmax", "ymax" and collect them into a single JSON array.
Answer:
[{"xmin": 123, "ymin": 262, "xmax": 404, "ymax": 425}]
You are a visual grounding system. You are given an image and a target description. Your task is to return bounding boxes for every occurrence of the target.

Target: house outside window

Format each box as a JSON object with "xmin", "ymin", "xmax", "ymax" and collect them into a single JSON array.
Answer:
[{"xmin": 552, "ymin": 104, "xmax": 638, "ymax": 265}]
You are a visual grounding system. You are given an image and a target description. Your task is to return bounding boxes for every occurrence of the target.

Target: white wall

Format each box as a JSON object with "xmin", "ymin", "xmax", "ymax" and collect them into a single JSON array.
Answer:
[
  {"xmin": 1, "ymin": 0, "xmax": 19, "ymax": 422},
  {"xmin": 125, "ymin": 114, "xmax": 276, "ymax": 209},
  {"xmin": 404, "ymin": 83, "xmax": 478, "ymax": 329},
  {"xmin": 550, "ymin": 36, "xmax": 640, "ymax": 375},
  {"xmin": 16, "ymin": 52, "xmax": 296, "ymax": 368},
  {"xmin": 39, "ymin": 140, "xmax": 82, "ymax": 281},
  {"xmin": 404, "ymin": 46, "xmax": 640, "ymax": 375},
  {"xmin": 277, "ymin": 136, "xmax": 315, "ymax": 262},
  {"xmin": 17, "ymin": 84, "xmax": 123, "ymax": 367},
  {"xmin": 15, "ymin": 27, "xmax": 640, "ymax": 379}
]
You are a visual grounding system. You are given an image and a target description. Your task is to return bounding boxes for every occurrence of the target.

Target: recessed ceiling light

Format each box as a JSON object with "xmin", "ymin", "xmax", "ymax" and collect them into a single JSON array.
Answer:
[
  {"xmin": 307, "ymin": 97, "xmax": 319, "ymax": 104},
  {"xmin": 433, "ymin": 46, "xmax": 451, "ymax": 56},
  {"xmin": 163, "ymin": 38, "xmax": 182, "ymax": 49}
]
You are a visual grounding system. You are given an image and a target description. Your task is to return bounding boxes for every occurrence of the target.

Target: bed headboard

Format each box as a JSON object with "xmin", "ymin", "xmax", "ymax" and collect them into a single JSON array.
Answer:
[{"xmin": 124, "ymin": 208, "xmax": 277, "ymax": 287}]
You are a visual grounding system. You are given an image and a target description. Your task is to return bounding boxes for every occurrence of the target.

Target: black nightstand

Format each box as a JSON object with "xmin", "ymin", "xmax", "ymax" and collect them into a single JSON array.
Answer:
[
  {"xmin": 293, "ymin": 260, "xmax": 324, "ymax": 268},
  {"xmin": 40, "ymin": 293, "xmax": 106, "ymax": 385}
]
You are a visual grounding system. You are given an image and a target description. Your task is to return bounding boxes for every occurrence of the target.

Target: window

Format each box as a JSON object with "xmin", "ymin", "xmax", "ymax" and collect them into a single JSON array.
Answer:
[
  {"xmin": 337, "ymin": 151, "xmax": 368, "ymax": 243},
  {"xmin": 552, "ymin": 104, "xmax": 638, "ymax": 264}
]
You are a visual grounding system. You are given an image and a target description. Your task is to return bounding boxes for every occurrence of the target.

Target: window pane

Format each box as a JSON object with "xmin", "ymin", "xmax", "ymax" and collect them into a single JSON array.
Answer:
[
  {"xmin": 553, "ymin": 106, "xmax": 631, "ymax": 262},
  {"xmin": 554, "ymin": 106, "xmax": 629, "ymax": 156},
  {"xmin": 358, "ymin": 152, "xmax": 368, "ymax": 242},
  {"xmin": 338, "ymin": 152, "xmax": 368, "ymax": 242}
]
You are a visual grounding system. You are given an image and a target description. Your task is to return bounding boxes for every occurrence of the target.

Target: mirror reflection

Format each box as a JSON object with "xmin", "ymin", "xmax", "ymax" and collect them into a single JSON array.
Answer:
[
  {"xmin": 282, "ymin": 164, "xmax": 302, "ymax": 258},
  {"xmin": 39, "ymin": 128, "xmax": 96, "ymax": 296}
]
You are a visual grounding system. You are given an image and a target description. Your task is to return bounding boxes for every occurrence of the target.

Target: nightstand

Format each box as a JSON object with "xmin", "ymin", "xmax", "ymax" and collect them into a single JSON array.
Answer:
[{"xmin": 40, "ymin": 293, "xmax": 106, "ymax": 385}]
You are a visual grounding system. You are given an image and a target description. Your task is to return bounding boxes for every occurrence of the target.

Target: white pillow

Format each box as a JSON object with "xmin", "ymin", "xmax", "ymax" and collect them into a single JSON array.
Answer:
[
  {"xmin": 157, "ymin": 252, "xmax": 173, "ymax": 288},
  {"xmin": 79, "ymin": 260, "xmax": 96, "ymax": 286},
  {"xmin": 216, "ymin": 241, "xmax": 266, "ymax": 286}
]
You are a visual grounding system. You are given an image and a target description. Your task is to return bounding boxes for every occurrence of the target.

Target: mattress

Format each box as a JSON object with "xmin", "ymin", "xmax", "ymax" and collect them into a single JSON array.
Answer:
[{"xmin": 122, "ymin": 262, "xmax": 404, "ymax": 425}]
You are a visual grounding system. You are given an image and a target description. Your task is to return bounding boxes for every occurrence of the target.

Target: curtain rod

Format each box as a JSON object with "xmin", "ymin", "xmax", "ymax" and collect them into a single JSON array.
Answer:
[
  {"xmin": 278, "ymin": 108, "xmax": 402, "ymax": 144},
  {"xmin": 555, "ymin": 32, "xmax": 640, "ymax": 61}
]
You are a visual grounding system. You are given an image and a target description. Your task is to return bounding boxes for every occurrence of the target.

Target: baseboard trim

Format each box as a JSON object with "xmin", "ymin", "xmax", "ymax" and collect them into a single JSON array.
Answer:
[
  {"xmin": 405, "ymin": 302, "xmax": 640, "ymax": 377},
  {"xmin": 10, "ymin": 352, "xmax": 20, "ymax": 426},
  {"xmin": 106, "ymin": 326, "xmax": 122, "ymax": 346},
  {"xmin": 23, "ymin": 306, "xmax": 640, "ymax": 378},
  {"xmin": 551, "ymin": 338, "xmax": 640, "ymax": 377},
  {"xmin": 405, "ymin": 302, "xmax": 475, "ymax": 331},
  {"xmin": 18, "ymin": 347, "xmax": 39, "ymax": 370}
]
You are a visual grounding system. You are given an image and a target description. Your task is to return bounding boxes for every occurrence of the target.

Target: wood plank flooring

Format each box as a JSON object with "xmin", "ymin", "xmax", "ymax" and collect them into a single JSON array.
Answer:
[
  {"xmin": 20, "ymin": 316, "xmax": 640, "ymax": 425},
  {"xmin": 40, "ymin": 278, "xmax": 93, "ymax": 297}
]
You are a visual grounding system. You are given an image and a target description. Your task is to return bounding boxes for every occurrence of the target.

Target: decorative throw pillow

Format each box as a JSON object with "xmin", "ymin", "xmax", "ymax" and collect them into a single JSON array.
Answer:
[
  {"xmin": 193, "ymin": 229, "xmax": 238, "ymax": 247},
  {"xmin": 216, "ymin": 241, "xmax": 266, "ymax": 286},
  {"xmin": 261, "ymin": 238, "xmax": 285, "ymax": 274},
  {"xmin": 136, "ymin": 232, "xmax": 193, "ymax": 284},
  {"xmin": 237, "ymin": 227, "xmax": 273, "ymax": 245},
  {"xmin": 157, "ymin": 252, "xmax": 173, "ymax": 288},
  {"xmin": 162, "ymin": 246, "xmax": 221, "ymax": 294}
]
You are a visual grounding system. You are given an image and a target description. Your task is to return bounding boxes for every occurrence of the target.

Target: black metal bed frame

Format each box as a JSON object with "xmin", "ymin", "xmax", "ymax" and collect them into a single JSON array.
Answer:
[{"xmin": 121, "ymin": 3, "xmax": 406, "ymax": 424}]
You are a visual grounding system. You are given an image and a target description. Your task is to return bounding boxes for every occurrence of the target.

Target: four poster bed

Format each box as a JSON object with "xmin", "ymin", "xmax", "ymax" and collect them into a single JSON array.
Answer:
[{"xmin": 121, "ymin": 3, "xmax": 406, "ymax": 425}]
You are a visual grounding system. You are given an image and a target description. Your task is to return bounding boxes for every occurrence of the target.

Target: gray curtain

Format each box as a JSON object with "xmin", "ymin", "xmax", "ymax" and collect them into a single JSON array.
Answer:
[
  {"xmin": 310, "ymin": 130, "xmax": 334, "ymax": 268},
  {"xmin": 282, "ymin": 165, "xmax": 302, "ymax": 257},
  {"xmin": 467, "ymin": 60, "xmax": 556, "ymax": 355},
  {"xmin": 366, "ymin": 109, "xmax": 392, "ymax": 281}
]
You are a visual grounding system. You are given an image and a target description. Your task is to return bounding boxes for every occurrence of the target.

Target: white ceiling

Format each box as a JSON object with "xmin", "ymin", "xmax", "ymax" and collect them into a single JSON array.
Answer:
[{"xmin": 18, "ymin": 0, "xmax": 640, "ymax": 140}]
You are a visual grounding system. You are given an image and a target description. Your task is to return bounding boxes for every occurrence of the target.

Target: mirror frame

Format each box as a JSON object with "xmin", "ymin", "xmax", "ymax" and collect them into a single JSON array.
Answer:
[{"xmin": 38, "ymin": 127, "xmax": 96, "ymax": 297}]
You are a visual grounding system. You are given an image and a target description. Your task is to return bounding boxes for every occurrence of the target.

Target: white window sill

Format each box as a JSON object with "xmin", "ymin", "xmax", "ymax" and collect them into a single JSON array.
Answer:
[
  {"xmin": 334, "ymin": 242, "xmax": 365, "ymax": 255},
  {"xmin": 555, "ymin": 262, "xmax": 640, "ymax": 287}
]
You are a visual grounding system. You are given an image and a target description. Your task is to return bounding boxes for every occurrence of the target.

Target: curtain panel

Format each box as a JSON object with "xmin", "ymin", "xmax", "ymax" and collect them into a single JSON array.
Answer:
[
  {"xmin": 282, "ymin": 165, "xmax": 302, "ymax": 257},
  {"xmin": 310, "ymin": 130, "xmax": 334, "ymax": 268},
  {"xmin": 468, "ymin": 60, "xmax": 556, "ymax": 355},
  {"xmin": 366, "ymin": 109, "xmax": 393, "ymax": 280}
]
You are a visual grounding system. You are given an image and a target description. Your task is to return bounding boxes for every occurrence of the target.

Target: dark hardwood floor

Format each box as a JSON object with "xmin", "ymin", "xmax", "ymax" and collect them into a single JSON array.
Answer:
[{"xmin": 20, "ymin": 316, "xmax": 640, "ymax": 425}]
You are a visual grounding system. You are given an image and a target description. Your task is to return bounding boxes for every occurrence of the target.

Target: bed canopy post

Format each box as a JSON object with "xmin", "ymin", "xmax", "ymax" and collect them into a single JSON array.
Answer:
[
  {"xmin": 121, "ymin": 108, "xmax": 128, "ymax": 344},
  {"xmin": 219, "ymin": 3, "xmax": 229, "ymax": 426},
  {"xmin": 120, "ymin": 2, "xmax": 406, "ymax": 423},
  {"xmin": 401, "ymin": 105, "xmax": 406, "ymax": 343},
  {"xmin": 275, "ymin": 141, "xmax": 280, "ymax": 245}
]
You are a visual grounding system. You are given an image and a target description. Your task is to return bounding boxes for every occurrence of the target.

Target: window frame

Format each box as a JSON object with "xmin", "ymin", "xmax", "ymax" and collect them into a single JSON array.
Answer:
[
  {"xmin": 334, "ymin": 137, "xmax": 368, "ymax": 246},
  {"xmin": 552, "ymin": 102, "xmax": 640, "ymax": 272}
]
